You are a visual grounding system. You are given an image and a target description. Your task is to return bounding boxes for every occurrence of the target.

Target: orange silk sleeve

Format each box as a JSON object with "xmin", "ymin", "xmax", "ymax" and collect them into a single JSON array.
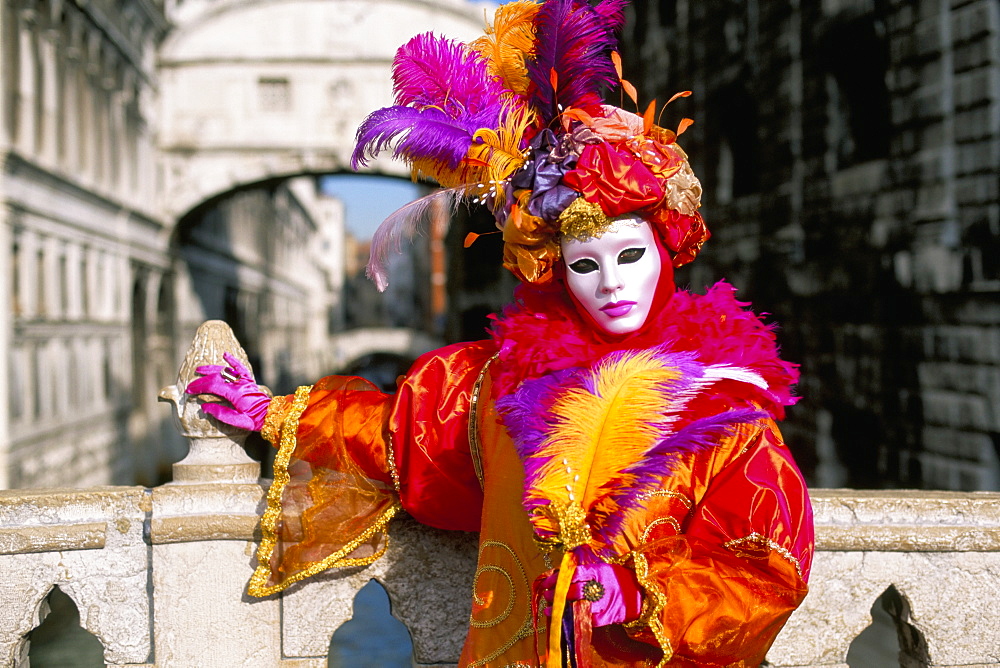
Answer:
[
  {"xmin": 627, "ymin": 419, "xmax": 814, "ymax": 666},
  {"xmin": 249, "ymin": 341, "xmax": 498, "ymax": 596},
  {"xmin": 390, "ymin": 340, "xmax": 498, "ymax": 532},
  {"xmin": 249, "ymin": 375, "xmax": 399, "ymax": 596}
]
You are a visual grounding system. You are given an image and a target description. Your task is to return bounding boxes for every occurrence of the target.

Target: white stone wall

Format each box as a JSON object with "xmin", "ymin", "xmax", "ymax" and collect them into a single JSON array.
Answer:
[
  {"xmin": 0, "ymin": 0, "xmax": 175, "ymax": 488},
  {"xmin": 2, "ymin": 0, "xmax": 489, "ymax": 490}
]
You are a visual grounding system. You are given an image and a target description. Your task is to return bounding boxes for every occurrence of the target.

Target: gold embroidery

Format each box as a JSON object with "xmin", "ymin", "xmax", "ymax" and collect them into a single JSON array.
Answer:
[
  {"xmin": 724, "ymin": 532, "xmax": 803, "ymax": 579},
  {"xmin": 470, "ymin": 565, "xmax": 516, "ymax": 629},
  {"xmin": 261, "ymin": 395, "xmax": 289, "ymax": 445},
  {"xmin": 468, "ymin": 353, "xmax": 499, "ymax": 490},
  {"xmin": 558, "ymin": 197, "xmax": 611, "ymax": 240},
  {"xmin": 385, "ymin": 431, "xmax": 401, "ymax": 494},
  {"xmin": 638, "ymin": 489, "xmax": 692, "ymax": 509},
  {"xmin": 468, "ymin": 540, "xmax": 543, "ymax": 667},
  {"xmin": 629, "ymin": 551, "xmax": 674, "ymax": 666},
  {"xmin": 248, "ymin": 385, "xmax": 401, "ymax": 597},
  {"xmin": 532, "ymin": 500, "xmax": 590, "ymax": 551},
  {"xmin": 640, "ymin": 516, "xmax": 681, "ymax": 544}
]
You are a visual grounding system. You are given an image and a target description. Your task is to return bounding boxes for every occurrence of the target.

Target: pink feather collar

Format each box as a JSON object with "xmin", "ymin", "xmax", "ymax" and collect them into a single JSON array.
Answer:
[{"xmin": 489, "ymin": 280, "xmax": 799, "ymax": 420}]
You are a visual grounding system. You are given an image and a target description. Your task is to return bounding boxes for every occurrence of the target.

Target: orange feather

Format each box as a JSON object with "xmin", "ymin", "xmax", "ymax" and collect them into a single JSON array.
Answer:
[{"xmin": 469, "ymin": 0, "xmax": 540, "ymax": 98}]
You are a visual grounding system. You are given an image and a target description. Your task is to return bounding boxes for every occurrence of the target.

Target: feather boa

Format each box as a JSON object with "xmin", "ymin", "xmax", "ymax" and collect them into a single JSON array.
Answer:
[{"xmin": 489, "ymin": 280, "xmax": 799, "ymax": 420}]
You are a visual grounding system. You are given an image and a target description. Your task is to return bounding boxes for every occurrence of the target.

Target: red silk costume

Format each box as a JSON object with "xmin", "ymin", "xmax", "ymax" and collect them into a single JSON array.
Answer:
[{"xmin": 247, "ymin": 283, "xmax": 814, "ymax": 667}]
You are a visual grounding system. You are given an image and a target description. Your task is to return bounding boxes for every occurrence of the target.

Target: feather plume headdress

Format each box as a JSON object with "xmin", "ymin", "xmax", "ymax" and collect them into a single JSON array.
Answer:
[
  {"xmin": 496, "ymin": 348, "xmax": 766, "ymax": 665},
  {"xmin": 352, "ymin": 0, "xmax": 709, "ymax": 290}
]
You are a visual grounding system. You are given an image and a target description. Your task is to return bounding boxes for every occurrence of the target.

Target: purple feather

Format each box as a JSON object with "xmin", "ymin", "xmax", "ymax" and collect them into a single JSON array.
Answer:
[
  {"xmin": 392, "ymin": 33, "xmax": 507, "ymax": 116},
  {"xmin": 352, "ymin": 106, "xmax": 482, "ymax": 170},
  {"xmin": 353, "ymin": 33, "xmax": 513, "ymax": 171},
  {"xmin": 593, "ymin": 0, "xmax": 629, "ymax": 32},
  {"xmin": 528, "ymin": 0, "xmax": 621, "ymax": 123},
  {"xmin": 497, "ymin": 368, "xmax": 580, "ymax": 513}
]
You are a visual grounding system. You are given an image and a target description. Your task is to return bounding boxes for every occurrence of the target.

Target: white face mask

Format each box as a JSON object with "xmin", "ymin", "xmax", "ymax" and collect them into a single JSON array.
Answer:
[{"xmin": 561, "ymin": 217, "xmax": 662, "ymax": 336}]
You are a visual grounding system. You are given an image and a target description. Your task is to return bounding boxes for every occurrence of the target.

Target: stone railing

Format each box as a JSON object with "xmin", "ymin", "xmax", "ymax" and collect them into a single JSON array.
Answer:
[{"xmin": 1, "ymin": 321, "xmax": 998, "ymax": 667}]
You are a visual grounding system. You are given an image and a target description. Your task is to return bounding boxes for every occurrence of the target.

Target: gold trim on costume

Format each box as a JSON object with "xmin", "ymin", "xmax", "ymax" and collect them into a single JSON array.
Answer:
[
  {"xmin": 468, "ymin": 352, "xmax": 499, "ymax": 490},
  {"xmin": 386, "ymin": 432, "xmax": 402, "ymax": 493},
  {"xmin": 724, "ymin": 531, "xmax": 803, "ymax": 579},
  {"xmin": 470, "ymin": 565, "xmax": 517, "ymax": 629},
  {"xmin": 629, "ymin": 551, "xmax": 674, "ymax": 666},
  {"xmin": 638, "ymin": 489, "xmax": 693, "ymax": 510},
  {"xmin": 640, "ymin": 516, "xmax": 681, "ymax": 543},
  {"xmin": 468, "ymin": 539, "xmax": 543, "ymax": 667},
  {"xmin": 248, "ymin": 384, "xmax": 401, "ymax": 597},
  {"xmin": 261, "ymin": 395, "xmax": 290, "ymax": 445}
]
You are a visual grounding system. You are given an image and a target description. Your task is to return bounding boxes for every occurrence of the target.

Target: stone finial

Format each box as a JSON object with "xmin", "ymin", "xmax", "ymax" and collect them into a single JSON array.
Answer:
[{"xmin": 158, "ymin": 320, "xmax": 267, "ymax": 483}]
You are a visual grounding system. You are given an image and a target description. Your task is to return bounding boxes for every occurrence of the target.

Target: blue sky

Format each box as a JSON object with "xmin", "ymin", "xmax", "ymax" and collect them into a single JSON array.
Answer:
[{"xmin": 319, "ymin": 174, "xmax": 420, "ymax": 240}]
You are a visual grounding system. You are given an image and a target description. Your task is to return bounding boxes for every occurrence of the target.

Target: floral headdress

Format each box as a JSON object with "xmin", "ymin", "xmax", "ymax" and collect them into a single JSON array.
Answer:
[{"xmin": 352, "ymin": 0, "xmax": 708, "ymax": 290}]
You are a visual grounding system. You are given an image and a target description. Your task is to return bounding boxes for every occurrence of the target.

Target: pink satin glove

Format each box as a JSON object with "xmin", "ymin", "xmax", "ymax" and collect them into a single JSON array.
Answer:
[
  {"xmin": 541, "ymin": 561, "xmax": 643, "ymax": 627},
  {"xmin": 185, "ymin": 352, "xmax": 270, "ymax": 431}
]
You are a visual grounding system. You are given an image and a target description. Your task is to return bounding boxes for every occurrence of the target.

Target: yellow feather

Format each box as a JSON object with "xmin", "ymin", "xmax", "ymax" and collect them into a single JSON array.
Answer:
[
  {"xmin": 406, "ymin": 105, "xmax": 532, "ymax": 199},
  {"xmin": 469, "ymin": 105, "xmax": 534, "ymax": 206},
  {"xmin": 409, "ymin": 156, "xmax": 483, "ymax": 190},
  {"xmin": 469, "ymin": 0, "xmax": 540, "ymax": 98},
  {"xmin": 532, "ymin": 350, "xmax": 681, "ymax": 516}
]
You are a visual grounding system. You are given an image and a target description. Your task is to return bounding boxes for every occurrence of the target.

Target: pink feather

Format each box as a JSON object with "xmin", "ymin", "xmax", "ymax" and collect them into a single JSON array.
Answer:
[
  {"xmin": 392, "ymin": 33, "xmax": 507, "ymax": 116},
  {"xmin": 365, "ymin": 188, "xmax": 463, "ymax": 292}
]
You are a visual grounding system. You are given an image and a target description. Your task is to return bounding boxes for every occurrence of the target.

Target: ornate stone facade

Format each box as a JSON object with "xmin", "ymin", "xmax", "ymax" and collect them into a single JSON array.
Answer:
[
  {"xmin": 0, "ymin": 0, "xmax": 487, "ymax": 488},
  {"xmin": 1, "ymin": 0, "xmax": 170, "ymax": 487}
]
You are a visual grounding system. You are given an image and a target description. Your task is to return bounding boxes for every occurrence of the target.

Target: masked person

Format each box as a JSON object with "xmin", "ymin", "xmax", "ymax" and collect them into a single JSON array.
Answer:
[{"xmin": 187, "ymin": 1, "xmax": 814, "ymax": 665}]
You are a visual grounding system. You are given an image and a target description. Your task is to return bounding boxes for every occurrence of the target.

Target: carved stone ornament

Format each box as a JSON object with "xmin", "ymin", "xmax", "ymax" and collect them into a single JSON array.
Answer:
[{"xmin": 158, "ymin": 320, "xmax": 269, "ymax": 483}]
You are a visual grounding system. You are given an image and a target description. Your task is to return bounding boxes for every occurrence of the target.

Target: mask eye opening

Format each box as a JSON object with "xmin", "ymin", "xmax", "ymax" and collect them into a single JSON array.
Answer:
[
  {"xmin": 618, "ymin": 247, "xmax": 646, "ymax": 265},
  {"xmin": 568, "ymin": 258, "xmax": 600, "ymax": 274}
]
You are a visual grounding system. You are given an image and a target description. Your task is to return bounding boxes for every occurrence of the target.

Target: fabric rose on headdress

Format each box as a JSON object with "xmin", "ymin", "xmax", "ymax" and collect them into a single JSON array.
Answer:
[
  {"xmin": 511, "ymin": 130, "xmax": 580, "ymax": 221},
  {"xmin": 589, "ymin": 106, "xmax": 645, "ymax": 143},
  {"xmin": 561, "ymin": 142, "xmax": 664, "ymax": 218},
  {"xmin": 624, "ymin": 136, "xmax": 685, "ymax": 181},
  {"xmin": 647, "ymin": 208, "xmax": 710, "ymax": 267}
]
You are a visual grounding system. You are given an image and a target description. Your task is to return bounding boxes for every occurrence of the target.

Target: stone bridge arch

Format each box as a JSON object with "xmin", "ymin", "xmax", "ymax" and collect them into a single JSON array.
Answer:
[
  {"xmin": 158, "ymin": 0, "xmax": 494, "ymax": 222},
  {"xmin": 327, "ymin": 327, "xmax": 445, "ymax": 373}
]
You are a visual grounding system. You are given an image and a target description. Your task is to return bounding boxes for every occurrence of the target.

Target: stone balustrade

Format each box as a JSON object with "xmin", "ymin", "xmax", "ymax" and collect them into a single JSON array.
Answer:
[{"xmin": 0, "ymin": 321, "xmax": 998, "ymax": 667}]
